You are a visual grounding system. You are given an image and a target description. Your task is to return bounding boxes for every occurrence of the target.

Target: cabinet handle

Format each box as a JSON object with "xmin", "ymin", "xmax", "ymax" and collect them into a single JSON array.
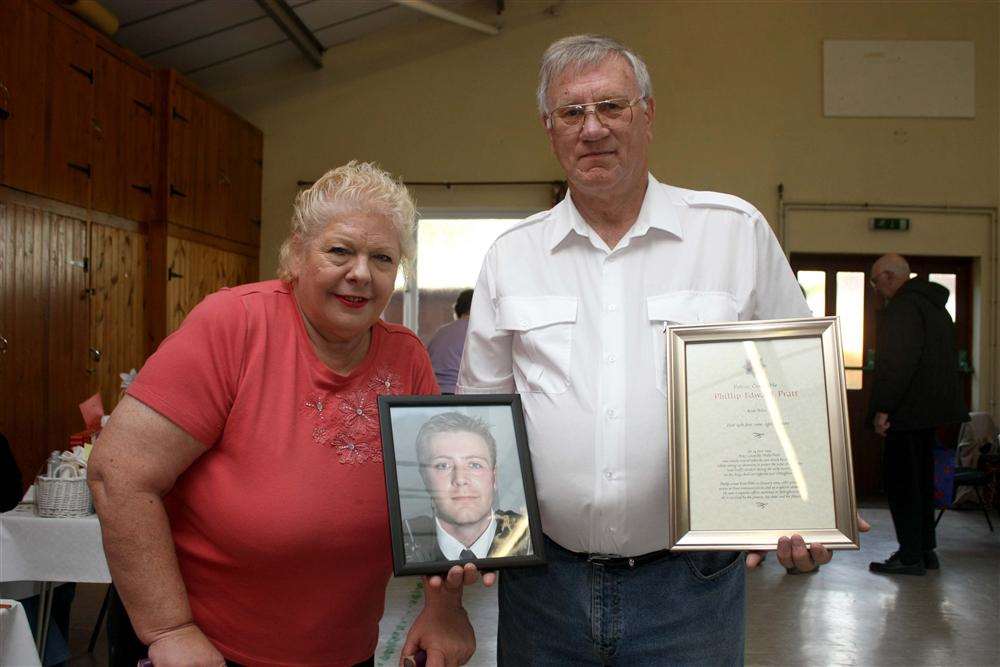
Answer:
[
  {"xmin": 69, "ymin": 257, "xmax": 90, "ymax": 272},
  {"xmin": 169, "ymin": 185, "xmax": 187, "ymax": 198},
  {"xmin": 171, "ymin": 107, "xmax": 189, "ymax": 123},
  {"xmin": 68, "ymin": 162, "xmax": 92, "ymax": 177},
  {"xmin": 133, "ymin": 99, "xmax": 153, "ymax": 114},
  {"xmin": 89, "ymin": 347, "xmax": 102, "ymax": 362},
  {"xmin": 0, "ymin": 334, "xmax": 7, "ymax": 354},
  {"xmin": 131, "ymin": 183, "xmax": 153, "ymax": 195},
  {"xmin": 91, "ymin": 118, "xmax": 103, "ymax": 135},
  {"xmin": 69, "ymin": 63, "xmax": 94, "ymax": 83}
]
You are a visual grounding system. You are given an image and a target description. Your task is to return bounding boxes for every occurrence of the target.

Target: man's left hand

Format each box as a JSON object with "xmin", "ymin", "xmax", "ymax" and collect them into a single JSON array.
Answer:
[{"xmin": 745, "ymin": 514, "xmax": 871, "ymax": 571}]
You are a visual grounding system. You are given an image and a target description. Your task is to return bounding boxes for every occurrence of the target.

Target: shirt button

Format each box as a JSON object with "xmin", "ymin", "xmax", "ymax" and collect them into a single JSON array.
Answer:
[
  {"xmin": 604, "ymin": 470, "xmax": 614, "ymax": 480},
  {"xmin": 607, "ymin": 304, "xmax": 618, "ymax": 312},
  {"xmin": 606, "ymin": 408, "xmax": 616, "ymax": 419},
  {"xmin": 607, "ymin": 354, "xmax": 616, "ymax": 363}
]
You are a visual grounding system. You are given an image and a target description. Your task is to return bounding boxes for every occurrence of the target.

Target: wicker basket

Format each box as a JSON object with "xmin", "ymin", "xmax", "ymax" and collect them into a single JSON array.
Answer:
[{"xmin": 35, "ymin": 466, "xmax": 92, "ymax": 518}]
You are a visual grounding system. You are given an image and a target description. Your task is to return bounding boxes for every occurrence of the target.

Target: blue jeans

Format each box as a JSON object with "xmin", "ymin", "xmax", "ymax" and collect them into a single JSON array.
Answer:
[{"xmin": 498, "ymin": 536, "xmax": 746, "ymax": 666}]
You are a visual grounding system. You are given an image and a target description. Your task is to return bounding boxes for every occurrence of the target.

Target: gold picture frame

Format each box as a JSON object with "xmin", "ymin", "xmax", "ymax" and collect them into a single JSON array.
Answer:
[{"xmin": 666, "ymin": 317, "xmax": 860, "ymax": 551}]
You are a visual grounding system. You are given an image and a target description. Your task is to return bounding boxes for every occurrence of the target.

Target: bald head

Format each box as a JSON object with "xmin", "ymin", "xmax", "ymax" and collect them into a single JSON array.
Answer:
[{"xmin": 871, "ymin": 253, "xmax": 910, "ymax": 299}]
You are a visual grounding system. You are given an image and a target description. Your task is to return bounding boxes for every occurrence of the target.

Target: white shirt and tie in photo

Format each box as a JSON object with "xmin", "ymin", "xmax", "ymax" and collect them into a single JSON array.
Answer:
[{"xmin": 457, "ymin": 173, "xmax": 810, "ymax": 558}]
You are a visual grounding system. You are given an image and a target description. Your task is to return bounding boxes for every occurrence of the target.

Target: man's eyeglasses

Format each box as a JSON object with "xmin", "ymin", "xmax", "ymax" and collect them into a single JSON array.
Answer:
[{"xmin": 546, "ymin": 97, "xmax": 644, "ymax": 132}]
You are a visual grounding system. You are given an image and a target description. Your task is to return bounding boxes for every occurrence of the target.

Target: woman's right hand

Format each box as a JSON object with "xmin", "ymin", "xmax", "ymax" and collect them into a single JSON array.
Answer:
[{"xmin": 147, "ymin": 624, "xmax": 226, "ymax": 667}]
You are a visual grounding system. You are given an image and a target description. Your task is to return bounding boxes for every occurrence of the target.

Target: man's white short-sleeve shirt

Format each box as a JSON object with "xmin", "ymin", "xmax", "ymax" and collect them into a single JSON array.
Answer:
[{"xmin": 458, "ymin": 174, "xmax": 810, "ymax": 556}]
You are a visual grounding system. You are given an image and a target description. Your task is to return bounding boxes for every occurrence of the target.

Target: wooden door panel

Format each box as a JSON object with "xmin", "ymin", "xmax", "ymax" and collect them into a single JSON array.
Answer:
[
  {"xmin": 167, "ymin": 82, "xmax": 196, "ymax": 226},
  {"xmin": 122, "ymin": 64, "xmax": 155, "ymax": 222},
  {"xmin": 91, "ymin": 46, "xmax": 123, "ymax": 217},
  {"xmin": 166, "ymin": 236, "xmax": 256, "ymax": 333},
  {"xmin": 0, "ymin": 0, "xmax": 49, "ymax": 194},
  {"xmin": 90, "ymin": 223, "xmax": 146, "ymax": 411},
  {"xmin": 4, "ymin": 201, "xmax": 50, "ymax": 482},
  {"xmin": 45, "ymin": 210, "xmax": 90, "ymax": 455},
  {"xmin": 194, "ymin": 101, "xmax": 224, "ymax": 237},
  {"xmin": 46, "ymin": 16, "xmax": 94, "ymax": 207}
]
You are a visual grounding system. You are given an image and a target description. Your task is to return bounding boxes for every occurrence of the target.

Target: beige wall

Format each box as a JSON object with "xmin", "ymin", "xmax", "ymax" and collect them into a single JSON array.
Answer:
[{"xmin": 209, "ymin": 0, "xmax": 999, "ymax": 412}]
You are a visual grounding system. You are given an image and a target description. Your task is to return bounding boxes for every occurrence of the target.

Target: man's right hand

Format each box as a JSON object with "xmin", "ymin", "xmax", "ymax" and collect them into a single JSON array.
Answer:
[
  {"xmin": 147, "ymin": 624, "xmax": 225, "ymax": 667},
  {"xmin": 874, "ymin": 412, "xmax": 890, "ymax": 437}
]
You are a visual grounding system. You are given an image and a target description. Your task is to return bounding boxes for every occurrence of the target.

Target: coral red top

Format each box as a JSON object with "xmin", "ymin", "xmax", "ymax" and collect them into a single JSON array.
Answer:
[{"xmin": 128, "ymin": 280, "xmax": 438, "ymax": 666}]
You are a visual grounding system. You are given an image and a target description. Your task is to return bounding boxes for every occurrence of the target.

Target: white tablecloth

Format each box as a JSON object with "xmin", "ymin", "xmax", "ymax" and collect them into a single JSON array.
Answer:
[
  {"xmin": 0, "ymin": 505, "xmax": 110, "ymax": 583},
  {"xmin": 0, "ymin": 600, "xmax": 42, "ymax": 666}
]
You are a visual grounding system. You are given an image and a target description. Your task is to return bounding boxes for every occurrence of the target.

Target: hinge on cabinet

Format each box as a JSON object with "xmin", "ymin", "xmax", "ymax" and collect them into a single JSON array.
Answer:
[
  {"xmin": 168, "ymin": 267, "xmax": 183, "ymax": 281},
  {"xmin": 133, "ymin": 99, "xmax": 153, "ymax": 114},
  {"xmin": 171, "ymin": 107, "xmax": 189, "ymax": 123},
  {"xmin": 70, "ymin": 257, "xmax": 90, "ymax": 272},
  {"xmin": 69, "ymin": 63, "xmax": 94, "ymax": 83}
]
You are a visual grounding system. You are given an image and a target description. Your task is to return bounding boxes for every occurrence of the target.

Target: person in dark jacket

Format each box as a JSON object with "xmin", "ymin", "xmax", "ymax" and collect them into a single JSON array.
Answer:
[{"xmin": 867, "ymin": 254, "xmax": 969, "ymax": 575}]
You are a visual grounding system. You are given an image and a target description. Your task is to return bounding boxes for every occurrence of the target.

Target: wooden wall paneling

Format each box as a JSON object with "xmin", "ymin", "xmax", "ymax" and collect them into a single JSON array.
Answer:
[
  {"xmin": 45, "ymin": 209, "xmax": 90, "ymax": 455},
  {"xmin": 166, "ymin": 236, "xmax": 257, "ymax": 333},
  {"xmin": 45, "ymin": 13, "xmax": 94, "ymax": 208},
  {"xmin": 90, "ymin": 222, "xmax": 146, "ymax": 411},
  {"xmin": 0, "ymin": 0, "xmax": 49, "ymax": 194},
  {"xmin": 123, "ymin": 63, "xmax": 156, "ymax": 223},
  {"xmin": 91, "ymin": 45, "xmax": 123, "ymax": 217},
  {"xmin": 166, "ymin": 80, "xmax": 196, "ymax": 227},
  {"xmin": 5, "ymin": 202, "xmax": 50, "ymax": 482}
]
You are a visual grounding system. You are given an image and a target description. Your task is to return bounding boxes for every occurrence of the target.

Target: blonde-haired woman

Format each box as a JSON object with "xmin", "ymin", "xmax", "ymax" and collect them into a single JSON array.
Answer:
[{"xmin": 90, "ymin": 162, "xmax": 484, "ymax": 667}]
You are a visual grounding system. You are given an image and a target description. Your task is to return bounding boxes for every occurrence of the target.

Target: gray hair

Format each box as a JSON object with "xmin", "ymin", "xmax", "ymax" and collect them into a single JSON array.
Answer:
[
  {"xmin": 537, "ymin": 34, "xmax": 653, "ymax": 115},
  {"xmin": 277, "ymin": 161, "xmax": 416, "ymax": 283},
  {"xmin": 416, "ymin": 412, "xmax": 497, "ymax": 469}
]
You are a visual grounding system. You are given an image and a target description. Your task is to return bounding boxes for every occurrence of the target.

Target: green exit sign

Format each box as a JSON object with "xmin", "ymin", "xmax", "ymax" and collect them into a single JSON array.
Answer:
[{"xmin": 870, "ymin": 217, "xmax": 911, "ymax": 231}]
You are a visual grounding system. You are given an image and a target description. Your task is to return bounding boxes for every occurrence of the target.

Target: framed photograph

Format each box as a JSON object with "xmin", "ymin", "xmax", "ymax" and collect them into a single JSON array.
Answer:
[
  {"xmin": 378, "ymin": 394, "xmax": 546, "ymax": 576},
  {"xmin": 666, "ymin": 316, "xmax": 860, "ymax": 551}
]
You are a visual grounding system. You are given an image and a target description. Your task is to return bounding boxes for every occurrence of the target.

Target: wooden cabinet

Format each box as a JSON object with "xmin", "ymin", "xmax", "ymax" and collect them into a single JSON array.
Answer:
[
  {"xmin": 0, "ymin": 0, "xmax": 49, "ymax": 195},
  {"xmin": 161, "ymin": 72, "xmax": 262, "ymax": 247},
  {"xmin": 0, "ymin": 198, "xmax": 89, "ymax": 484}
]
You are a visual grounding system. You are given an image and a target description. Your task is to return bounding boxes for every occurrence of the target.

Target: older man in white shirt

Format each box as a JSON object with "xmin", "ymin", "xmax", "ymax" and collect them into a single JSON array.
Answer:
[{"xmin": 458, "ymin": 35, "xmax": 840, "ymax": 665}]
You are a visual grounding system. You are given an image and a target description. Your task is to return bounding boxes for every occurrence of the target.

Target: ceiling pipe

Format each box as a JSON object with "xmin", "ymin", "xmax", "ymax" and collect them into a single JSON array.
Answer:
[
  {"xmin": 254, "ymin": 0, "xmax": 325, "ymax": 68},
  {"xmin": 393, "ymin": 0, "xmax": 500, "ymax": 36}
]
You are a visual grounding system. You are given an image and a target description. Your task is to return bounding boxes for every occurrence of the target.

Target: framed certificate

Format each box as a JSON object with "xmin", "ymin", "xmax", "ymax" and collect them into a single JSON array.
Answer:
[
  {"xmin": 378, "ymin": 394, "xmax": 546, "ymax": 576},
  {"xmin": 666, "ymin": 317, "xmax": 860, "ymax": 551}
]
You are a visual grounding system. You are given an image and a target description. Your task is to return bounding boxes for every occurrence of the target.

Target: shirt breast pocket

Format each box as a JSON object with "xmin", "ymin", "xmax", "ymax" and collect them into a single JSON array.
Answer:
[
  {"xmin": 647, "ymin": 292, "xmax": 739, "ymax": 396},
  {"xmin": 497, "ymin": 296, "xmax": 578, "ymax": 395}
]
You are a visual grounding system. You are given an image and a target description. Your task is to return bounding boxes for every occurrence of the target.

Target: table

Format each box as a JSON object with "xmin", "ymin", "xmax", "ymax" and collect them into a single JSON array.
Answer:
[
  {"xmin": 0, "ymin": 600, "xmax": 43, "ymax": 666},
  {"xmin": 1, "ymin": 504, "xmax": 110, "ymax": 657}
]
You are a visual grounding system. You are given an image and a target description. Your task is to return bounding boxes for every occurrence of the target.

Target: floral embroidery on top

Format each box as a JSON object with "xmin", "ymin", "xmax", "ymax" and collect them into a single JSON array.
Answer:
[
  {"xmin": 330, "ymin": 431, "xmax": 383, "ymax": 465},
  {"xmin": 369, "ymin": 367, "xmax": 403, "ymax": 396},
  {"xmin": 338, "ymin": 389, "xmax": 379, "ymax": 436},
  {"xmin": 302, "ymin": 393, "xmax": 331, "ymax": 420}
]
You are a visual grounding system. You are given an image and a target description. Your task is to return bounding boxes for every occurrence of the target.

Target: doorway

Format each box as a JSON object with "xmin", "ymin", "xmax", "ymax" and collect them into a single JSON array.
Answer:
[{"xmin": 790, "ymin": 253, "xmax": 973, "ymax": 499}]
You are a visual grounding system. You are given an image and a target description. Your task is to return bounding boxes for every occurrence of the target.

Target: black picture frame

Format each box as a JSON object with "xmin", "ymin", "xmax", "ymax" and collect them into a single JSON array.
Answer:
[{"xmin": 378, "ymin": 394, "xmax": 546, "ymax": 576}]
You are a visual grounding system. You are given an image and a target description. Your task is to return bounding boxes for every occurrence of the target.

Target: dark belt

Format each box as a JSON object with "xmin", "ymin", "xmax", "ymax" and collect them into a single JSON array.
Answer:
[{"xmin": 569, "ymin": 547, "xmax": 673, "ymax": 569}]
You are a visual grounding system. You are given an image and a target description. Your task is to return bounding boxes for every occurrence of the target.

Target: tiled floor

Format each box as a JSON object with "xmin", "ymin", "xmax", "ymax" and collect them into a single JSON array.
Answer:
[{"xmin": 64, "ymin": 505, "xmax": 999, "ymax": 666}]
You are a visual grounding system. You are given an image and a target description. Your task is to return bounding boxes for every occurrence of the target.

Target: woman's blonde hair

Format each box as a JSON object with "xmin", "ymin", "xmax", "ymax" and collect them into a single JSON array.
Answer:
[{"xmin": 277, "ymin": 161, "xmax": 416, "ymax": 283}]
